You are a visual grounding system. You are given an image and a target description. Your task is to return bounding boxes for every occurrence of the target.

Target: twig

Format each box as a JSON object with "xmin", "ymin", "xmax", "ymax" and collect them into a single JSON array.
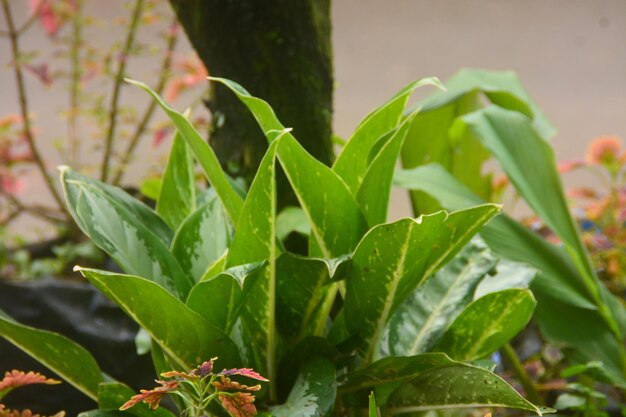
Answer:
[
  {"xmin": 67, "ymin": 0, "xmax": 84, "ymax": 167},
  {"xmin": 1, "ymin": 0, "xmax": 69, "ymax": 219},
  {"xmin": 501, "ymin": 343, "xmax": 545, "ymax": 406},
  {"xmin": 0, "ymin": 0, "xmax": 42, "ymax": 37},
  {"xmin": 99, "ymin": 0, "xmax": 145, "ymax": 182},
  {"xmin": 1, "ymin": 190, "xmax": 66, "ymax": 223},
  {"xmin": 111, "ymin": 18, "xmax": 179, "ymax": 186}
]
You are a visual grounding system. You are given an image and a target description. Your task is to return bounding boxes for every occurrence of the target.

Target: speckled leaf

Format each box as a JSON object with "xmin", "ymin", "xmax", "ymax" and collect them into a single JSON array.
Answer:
[
  {"xmin": 62, "ymin": 170, "xmax": 192, "ymax": 299},
  {"xmin": 98, "ymin": 382, "xmax": 175, "ymax": 417},
  {"xmin": 386, "ymin": 364, "xmax": 546, "ymax": 415},
  {"xmin": 278, "ymin": 135, "xmax": 368, "ymax": 258},
  {"xmin": 210, "ymin": 77, "xmax": 368, "ymax": 258},
  {"xmin": 436, "ymin": 289, "xmax": 536, "ymax": 362},
  {"xmin": 61, "ymin": 167, "xmax": 172, "ymax": 245},
  {"xmin": 226, "ymin": 139, "xmax": 280, "ymax": 392},
  {"xmin": 357, "ymin": 111, "xmax": 418, "ymax": 227},
  {"xmin": 343, "ymin": 205, "xmax": 500, "ymax": 361},
  {"xmin": 276, "ymin": 253, "xmax": 337, "ymax": 344},
  {"xmin": 171, "ymin": 197, "xmax": 230, "ymax": 282},
  {"xmin": 0, "ymin": 313, "xmax": 103, "ymax": 400},
  {"xmin": 75, "ymin": 267, "xmax": 241, "ymax": 371},
  {"xmin": 271, "ymin": 357, "xmax": 336, "ymax": 417},
  {"xmin": 186, "ymin": 262, "xmax": 265, "ymax": 332},
  {"xmin": 389, "ymin": 239, "xmax": 498, "ymax": 356},
  {"xmin": 333, "ymin": 77, "xmax": 441, "ymax": 194},
  {"xmin": 127, "ymin": 79, "xmax": 243, "ymax": 224},
  {"xmin": 156, "ymin": 130, "xmax": 196, "ymax": 230}
]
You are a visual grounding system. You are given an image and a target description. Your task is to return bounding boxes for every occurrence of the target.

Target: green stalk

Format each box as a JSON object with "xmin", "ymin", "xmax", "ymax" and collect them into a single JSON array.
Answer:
[{"xmin": 501, "ymin": 343, "xmax": 544, "ymax": 406}]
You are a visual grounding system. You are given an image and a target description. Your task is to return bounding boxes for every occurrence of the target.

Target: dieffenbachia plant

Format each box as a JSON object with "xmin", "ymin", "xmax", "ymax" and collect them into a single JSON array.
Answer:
[{"xmin": 0, "ymin": 76, "xmax": 552, "ymax": 416}]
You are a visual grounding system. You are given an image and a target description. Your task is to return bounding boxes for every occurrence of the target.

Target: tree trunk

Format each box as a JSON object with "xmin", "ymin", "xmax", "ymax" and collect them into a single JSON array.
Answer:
[{"xmin": 169, "ymin": 0, "xmax": 334, "ymax": 205}]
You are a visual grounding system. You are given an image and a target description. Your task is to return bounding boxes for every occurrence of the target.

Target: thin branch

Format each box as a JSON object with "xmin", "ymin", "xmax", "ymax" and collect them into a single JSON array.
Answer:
[
  {"xmin": 1, "ymin": 190, "xmax": 66, "ymax": 224},
  {"xmin": 1, "ymin": 0, "xmax": 69, "ymax": 219},
  {"xmin": 111, "ymin": 18, "xmax": 179, "ymax": 186},
  {"xmin": 67, "ymin": 0, "xmax": 84, "ymax": 167},
  {"xmin": 501, "ymin": 343, "xmax": 545, "ymax": 406},
  {"xmin": 99, "ymin": 0, "xmax": 145, "ymax": 182}
]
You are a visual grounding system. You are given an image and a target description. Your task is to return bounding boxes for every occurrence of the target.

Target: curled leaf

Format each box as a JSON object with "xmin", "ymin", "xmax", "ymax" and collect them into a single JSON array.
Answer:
[
  {"xmin": 0, "ymin": 370, "xmax": 60, "ymax": 392},
  {"xmin": 0, "ymin": 405, "xmax": 65, "ymax": 417},
  {"xmin": 119, "ymin": 380, "xmax": 179, "ymax": 411},
  {"xmin": 219, "ymin": 368, "xmax": 269, "ymax": 382}
]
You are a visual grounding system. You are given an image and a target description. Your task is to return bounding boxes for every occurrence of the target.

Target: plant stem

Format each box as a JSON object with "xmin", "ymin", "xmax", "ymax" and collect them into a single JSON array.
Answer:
[
  {"xmin": 111, "ymin": 17, "xmax": 179, "ymax": 186},
  {"xmin": 1, "ymin": 0, "xmax": 69, "ymax": 219},
  {"xmin": 501, "ymin": 343, "xmax": 544, "ymax": 406},
  {"xmin": 99, "ymin": 0, "xmax": 145, "ymax": 182},
  {"xmin": 67, "ymin": 0, "xmax": 84, "ymax": 167}
]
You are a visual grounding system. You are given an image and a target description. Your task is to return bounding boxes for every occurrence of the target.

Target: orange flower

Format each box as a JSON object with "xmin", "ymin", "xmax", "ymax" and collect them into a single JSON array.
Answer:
[{"xmin": 586, "ymin": 136, "xmax": 622, "ymax": 165}]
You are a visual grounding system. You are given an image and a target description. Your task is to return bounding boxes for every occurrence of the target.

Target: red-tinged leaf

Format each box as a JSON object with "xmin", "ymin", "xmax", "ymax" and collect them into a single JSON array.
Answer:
[
  {"xmin": 119, "ymin": 380, "xmax": 179, "ymax": 411},
  {"xmin": 0, "ymin": 370, "xmax": 60, "ymax": 392},
  {"xmin": 218, "ymin": 392, "xmax": 257, "ymax": 417},
  {"xmin": 160, "ymin": 370, "xmax": 199, "ymax": 381},
  {"xmin": 24, "ymin": 64, "xmax": 52, "ymax": 86},
  {"xmin": 219, "ymin": 368, "xmax": 269, "ymax": 382},
  {"xmin": 212, "ymin": 375, "xmax": 261, "ymax": 392},
  {"xmin": 0, "ymin": 404, "xmax": 65, "ymax": 417},
  {"xmin": 557, "ymin": 159, "xmax": 585, "ymax": 173},
  {"xmin": 191, "ymin": 358, "xmax": 217, "ymax": 377}
]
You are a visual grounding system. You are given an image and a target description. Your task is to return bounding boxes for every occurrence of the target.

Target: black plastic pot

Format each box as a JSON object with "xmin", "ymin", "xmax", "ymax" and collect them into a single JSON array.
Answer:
[{"xmin": 0, "ymin": 278, "xmax": 155, "ymax": 415}]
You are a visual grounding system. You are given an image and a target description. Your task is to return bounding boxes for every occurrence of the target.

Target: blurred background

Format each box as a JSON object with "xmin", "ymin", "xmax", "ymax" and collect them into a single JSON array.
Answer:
[{"xmin": 1, "ymin": 0, "xmax": 625, "ymax": 238}]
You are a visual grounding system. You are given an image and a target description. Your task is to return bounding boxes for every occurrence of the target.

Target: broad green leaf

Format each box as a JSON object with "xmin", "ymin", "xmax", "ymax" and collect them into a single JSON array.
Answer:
[
  {"xmin": 127, "ymin": 79, "xmax": 243, "ymax": 224},
  {"xmin": 156, "ymin": 131, "xmax": 196, "ymax": 230},
  {"xmin": 210, "ymin": 77, "xmax": 368, "ymax": 258},
  {"xmin": 76, "ymin": 267, "xmax": 240, "ymax": 371},
  {"xmin": 186, "ymin": 262, "xmax": 265, "ymax": 331},
  {"xmin": 333, "ymin": 77, "xmax": 442, "ymax": 194},
  {"xmin": 139, "ymin": 177, "xmax": 161, "ymax": 201},
  {"xmin": 276, "ymin": 206, "xmax": 310, "ymax": 240},
  {"xmin": 389, "ymin": 239, "xmax": 498, "ymax": 356},
  {"xmin": 436, "ymin": 289, "xmax": 536, "ymax": 362},
  {"xmin": 61, "ymin": 167, "xmax": 172, "ymax": 245},
  {"xmin": 225, "ymin": 139, "xmax": 280, "ymax": 395},
  {"xmin": 456, "ymin": 107, "xmax": 610, "ymax": 320},
  {"xmin": 344, "ymin": 205, "xmax": 500, "ymax": 362},
  {"xmin": 271, "ymin": 357, "xmax": 337, "ymax": 417},
  {"xmin": 171, "ymin": 198, "xmax": 230, "ymax": 282},
  {"xmin": 0, "ymin": 313, "xmax": 103, "ymax": 400},
  {"xmin": 98, "ymin": 382, "xmax": 175, "ymax": 417},
  {"xmin": 474, "ymin": 258, "xmax": 537, "ymax": 299},
  {"xmin": 276, "ymin": 253, "xmax": 336, "ymax": 343},
  {"xmin": 357, "ymin": 112, "xmax": 417, "ymax": 226},
  {"xmin": 278, "ymin": 135, "xmax": 368, "ymax": 257},
  {"xmin": 394, "ymin": 164, "xmax": 594, "ymax": 309},
  {"xmin": 63, "ymin": 171, "xmax": 192, "ymax": 299},
  {"xmin": 394, "ymin": 164, "xmax": 626, "ymax": 385},
  {"xmin": 385, "ymin": 364, "xmax": 547, "ymax": 415}
]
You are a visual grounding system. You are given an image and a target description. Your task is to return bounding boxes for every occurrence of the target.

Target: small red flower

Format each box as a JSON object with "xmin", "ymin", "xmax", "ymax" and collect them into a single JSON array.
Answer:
[{"xmin": 119, "ymin": 380, "xmax": 179, "ymax": 411}]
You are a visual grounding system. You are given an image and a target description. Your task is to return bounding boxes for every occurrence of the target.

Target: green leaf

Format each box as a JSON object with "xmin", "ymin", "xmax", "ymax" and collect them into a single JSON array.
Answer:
[
  {"xmin": 126, "ymin": 79, "xmax": 244, "ymax": 225},
  {"xmin": 62, "ymin": 169, "xmax": 192, "ymax": 299},
  {"xmin": 139, "ymin": 177, "xmax": 161, "ymax": 201},
  {"xmin": 369, "ymin": 392, "xmax": 378, "ymax": 417},
  {"xmin": 278, "ymin": 135, "xmax": 368, "ymax": 257},
  {"xmin": 357, "ymin": 112, "xmax": 417, "ymax": 226},
  {"xmin": 0, "ymin": 313, "xmax": 103, "ymax": 400},
  {"xmin": 276, "ymin": 253, "xmax": 336, "ymax": 343},
  {"xmin": 276, "ymin": 207, "xmax": 310, "ymax": 241},
  {"xmin": 98, "ymin": 382, "xmax": 175, "ymax": 417},
  {"xmin": 271, "ymin": 357, "xmax": 337, "ymax": 417},
  {"xmin": 186, "ymin": 262, "xmax": 265, "ymax": 331},
  {"xmin": 156, "ymin": 130, "xmax": 196, "ymax": 230},
  {"xmin": 389, "ymin": 239, "xmax": 498, "ymax": 356},
  {"xmin": 344, "ymin": 205, "xmax": 500, "ymax": 361},
  {"xmin": 385, "ymin": 364, "xmax": 547, "ymax": 415},
  {"xmin": 75, "ymin": 267, "xmax": 241, "ymax": 371},
  {"xmin": 435, "ymin": 289, "xmax": 536, "ymax": 362},
  {"xmin": 61, "ymin": 167, "xmax": 172, "ymax": 245},
  {"xmin": 78, "ymin": 411, "xmax": 128, "ymax": 417},
  {"xmin": 333, "ymin": 77, "xmax": 442, "ymax": 194},
  {"xmin": 394, "ymin": 164, "xmax": 626, "ymax": 386},
  {"xmin": 209, "ymin": 77, "xmax": 368, "ymax": 258},
  {"xmin": 474, "ymin": 258, "xmax": 536, "ymax": 298},
  {"xmin": 225, "ymin": 138, "xmax": 281, "ymax": 393},
  {"xmin": 171, "ymin": 198, "xmax": 230, "ymax": 282}
]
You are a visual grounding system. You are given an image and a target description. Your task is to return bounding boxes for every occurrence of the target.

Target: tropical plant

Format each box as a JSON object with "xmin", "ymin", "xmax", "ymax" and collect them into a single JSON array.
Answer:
[
  {"xmin": 0, "ymin": 370, "xmax": 65, "ymax": 416},
  {"xmin": 394, "ymin": 69, "xmax": 626, "ymax": 404},
  {"xmin": 0, "ymin": 76, "xmax": 552, "ymax": 416}
]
